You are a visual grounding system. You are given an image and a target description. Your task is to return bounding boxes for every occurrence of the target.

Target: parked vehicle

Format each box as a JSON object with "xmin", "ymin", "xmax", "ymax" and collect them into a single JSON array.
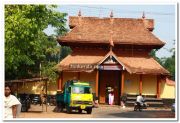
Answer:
[
  {"xmin": 56, "ymin": 80, "xmax": 93, "ymax": 114},
  {"xmin": 171, "ymin": 103, "xmax": 175, "ymax": 112},
  {"xmin": 50, "ymin": 96, "xmax": 56, "ymax": 106},
  {"xmin": 134, "ymin": 101, "xmax": 148, "ymax": 111},
  {"xmin": 32, "ymin": 95, "xmax": 41, "ymax": 105},
  {"xmin": 20, "ymin": 94, "xmax": 31, "ymax": 112}
]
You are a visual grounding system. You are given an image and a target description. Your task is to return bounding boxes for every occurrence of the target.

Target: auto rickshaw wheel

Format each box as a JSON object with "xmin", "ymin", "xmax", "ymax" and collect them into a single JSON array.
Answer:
[
  {"xmin": 86, "ymin": 108, "xmax": 92, "ymax": 114},
  {"xmin": 78, "ymin": 109, "xmax": 82, "ymax": 113}
]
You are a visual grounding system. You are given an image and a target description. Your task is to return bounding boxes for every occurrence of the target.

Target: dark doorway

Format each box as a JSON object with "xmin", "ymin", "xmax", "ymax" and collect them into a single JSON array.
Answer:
[{"xmin": 99, "ymin": 70, "xmax": 121, "ymax": 105}]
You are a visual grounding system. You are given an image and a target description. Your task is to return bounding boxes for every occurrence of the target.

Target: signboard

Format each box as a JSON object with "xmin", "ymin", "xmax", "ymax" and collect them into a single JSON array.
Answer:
[
  {"xmin": 69, "ymin": 64, "xmax": 97, "ymax": 70},
  {"xmin": 98, "ymin": 65, "xmax": 123, "ymax": 70}
]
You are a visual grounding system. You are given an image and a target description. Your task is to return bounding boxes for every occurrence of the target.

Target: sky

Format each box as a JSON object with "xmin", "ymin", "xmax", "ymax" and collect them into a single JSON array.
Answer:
[{"xmin": 44, "ymin": 4, "xmax": 175, "ymax": 58}]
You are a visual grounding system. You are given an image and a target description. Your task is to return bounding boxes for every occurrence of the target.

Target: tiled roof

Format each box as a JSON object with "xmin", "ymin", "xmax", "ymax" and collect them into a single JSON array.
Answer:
[
  {"xmin": 55, "ymin": 50, "xmax": 169, "ymax": 75},
  {"xmin": 118, "ymin": 56, "xmax": 169, "ymax": 75},
  {"xmin": 58, "ymin": 16, "xmax": 165, "ymax": 48}
]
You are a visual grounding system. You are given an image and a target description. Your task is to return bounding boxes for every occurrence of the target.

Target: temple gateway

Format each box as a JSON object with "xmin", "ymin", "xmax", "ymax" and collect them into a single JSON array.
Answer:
[{"xmin": 55, "ymin": 12, "xmax": 174, "ymax": 105}]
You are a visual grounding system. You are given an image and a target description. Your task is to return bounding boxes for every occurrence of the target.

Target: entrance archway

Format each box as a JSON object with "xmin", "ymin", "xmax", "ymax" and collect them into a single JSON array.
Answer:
[{"xmin": 99, "ymin": 70, "xmax": 121, "ymax": 105}]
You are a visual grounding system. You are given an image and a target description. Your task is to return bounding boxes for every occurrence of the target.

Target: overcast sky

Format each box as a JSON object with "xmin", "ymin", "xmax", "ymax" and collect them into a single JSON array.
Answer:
[{"xmin": 44, "ymin": 5, "xmax": 175, "ymax": 58}]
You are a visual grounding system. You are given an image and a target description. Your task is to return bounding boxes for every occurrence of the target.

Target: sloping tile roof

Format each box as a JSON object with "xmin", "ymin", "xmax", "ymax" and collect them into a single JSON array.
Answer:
[
  {"xmin": 58, "ymin": 16, "xmax": 165, "ymax": 47},
  {"xmin": 118, "ymin": 56, "xmax": 169, "ymax": 75},
  {"xmin": 55, "ymin": 50, "xmax": 106, "ymax": 72},
  {"xmin": 55, "ymin": 51, "xmax": 169, "ymax": 75}
]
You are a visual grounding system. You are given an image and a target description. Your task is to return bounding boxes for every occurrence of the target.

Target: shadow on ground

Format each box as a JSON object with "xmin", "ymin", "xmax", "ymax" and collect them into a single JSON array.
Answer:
[
  {"xmin": 53, "ymin": 107, "xmax": 88, "ymax": 114},
  {"xmin": 106, "ymin": 110, "xmax": 175, "ymax": 118},
  {"xmin": 25, "ymin": 111, "xmax": 43, "ymax": 113}
]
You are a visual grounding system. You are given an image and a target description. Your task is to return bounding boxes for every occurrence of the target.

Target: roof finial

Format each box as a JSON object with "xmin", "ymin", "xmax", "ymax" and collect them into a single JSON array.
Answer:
[
  {"xmin": 142, "ymin": 11, "xmax": 145, "ymax": 19},
  {"xmin": 109, "ymin": 11, "xmax": 114, "ymax": 50},
  {"xmin": 109, "ymin": 31, "xmax": 114, "ymax": 51},
  {"xmin": 110, "ymin": 10, "xmax": 113, "ymax": 18},
  {"xmin": 78, "ymin": 10, "xmax": 81, "ymax": 17}
]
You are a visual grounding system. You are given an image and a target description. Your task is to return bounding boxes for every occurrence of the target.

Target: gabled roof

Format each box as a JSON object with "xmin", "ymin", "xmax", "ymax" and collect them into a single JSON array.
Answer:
[
  {"xmin": 97, "ymin": 50, "xmax": 126, "ymax": 70},
  {"xmin": 58, "ymin": 16, "xmax": 165, "ymax": 48},
  {"xmin": 55, "ymin": 50, "xmax": 169, "ymax": 75}
]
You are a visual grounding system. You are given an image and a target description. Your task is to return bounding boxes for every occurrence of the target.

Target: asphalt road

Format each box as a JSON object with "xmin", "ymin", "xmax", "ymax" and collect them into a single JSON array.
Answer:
[{"xmin": 18, "ymin": 105, "xmax": 175, "ymax": 119}]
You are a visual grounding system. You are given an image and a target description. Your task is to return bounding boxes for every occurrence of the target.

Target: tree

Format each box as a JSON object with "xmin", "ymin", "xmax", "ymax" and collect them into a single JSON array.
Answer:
[
  {"xmin": 150, "ymin": 45, "xmax": 175, "ymax": 80},
  {"xmin": 5, "ymin": 5, "xmax": 67, "ymax": 80},
  {"xmin": 59, "ymin": 46, "xmax": 72, "ymax": 61},
  {"xmin": 149, "ymin": 49, "xmax": 163, "ymax": 65},
  {"xmin": 162, "ymin": 47, "xmax": 175, "ymax": 80}
]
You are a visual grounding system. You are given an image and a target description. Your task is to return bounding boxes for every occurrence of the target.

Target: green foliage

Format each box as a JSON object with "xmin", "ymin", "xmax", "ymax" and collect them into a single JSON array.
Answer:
[
  {"xmin": 41, "ymin": 61, "xmax": 57, "ymax": 83},
  {"xmin": 5, "ymin": 5, "xmax": 67, "ymax": 80},
  {"xmin": 149, "ymin": 49, "xmax": 163, "ymax": 65},
  {"xmin": 162, "ymin": 48, "xmax": 175, "ymax": 80},
  {"xmin": 59, "ymin": 46, "xmax": 72, "ymax": 61},
  {"xmin": 150, "ymin": 47, "xmax": 175, "ymax": 80}
]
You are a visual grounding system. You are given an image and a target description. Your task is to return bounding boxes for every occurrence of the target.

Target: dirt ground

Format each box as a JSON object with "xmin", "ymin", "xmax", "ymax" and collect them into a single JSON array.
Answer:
[{"xmin": 18, "ymin": 104, "xmax": 175, "ymax": 119}]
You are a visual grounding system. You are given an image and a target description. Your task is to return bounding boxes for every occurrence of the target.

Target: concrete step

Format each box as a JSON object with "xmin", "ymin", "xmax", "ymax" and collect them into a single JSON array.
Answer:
[
  {"xmin": 125, "ymin": 101, "xmax": 164, "ymax": 107},
  {"xmin": 99, "ymin": 104, "xmax": 120, "ymax": 108},
  {"xmin": 126, "ymin": 94, "xmax": 157, "ymax": 98},
  {"xmin": 127, "ymin": 97, "xmax": 163, "ymax": 102}
]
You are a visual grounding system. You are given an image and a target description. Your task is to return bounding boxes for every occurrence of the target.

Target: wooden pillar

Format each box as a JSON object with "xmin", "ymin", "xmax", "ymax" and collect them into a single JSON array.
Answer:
[
  {"xmin": 57, "ymin": 72, "xmax": 63, "ymax": 90},
  {"xmin": 77, "ymin": 72, "xmax": 80, "ymax": 80},
  {"xmin": 121, "ymin": 71, "xmax": 124, "ymax": 96},
  {"xmin": 157, "ymin": 75, "xmax": 161, "ymax": 98},
  {"xmin": 95, "ymin": 70, "xmax": 99, "ymax": 97},
  {"xmin": 139, "ymin": 74, "xmax": 142, "ymax": 95}
]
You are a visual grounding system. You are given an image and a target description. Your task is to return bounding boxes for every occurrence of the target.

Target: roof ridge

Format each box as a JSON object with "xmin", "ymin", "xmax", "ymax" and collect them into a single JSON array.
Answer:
[{"xmin": 70, "ymin": 16, "xmax": 153, "ymax": 20}]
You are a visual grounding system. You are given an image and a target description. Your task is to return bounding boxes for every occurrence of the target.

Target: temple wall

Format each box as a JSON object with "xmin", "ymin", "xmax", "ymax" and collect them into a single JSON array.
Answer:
[
  {"xmin": 124, "ymin": 72, "xmax": 157, "ymax": 96},
  {"xmin": 160, "ymin": 80, "xmax": 175, "ymax": 99},
  {"xmin": 142, "ymin": 75, "xmax": 157, "ymax": 95},
  {"xmin": 62, "ymin": 71, "xmax": 96, "ymax": 93},
  {"xmin": 79, "ymin": 71, "xmax": 96, "ymax": 93},
  {"xmin": 124, "ymin": 72, "xmax": 139, "ymax": 95},
  {"xmin": 62, "ymin": 72, "xmax": 78, "ymax": 87}
]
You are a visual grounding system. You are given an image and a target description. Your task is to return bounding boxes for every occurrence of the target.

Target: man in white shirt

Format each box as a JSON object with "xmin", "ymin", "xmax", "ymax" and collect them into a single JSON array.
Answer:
[
  {"xmin": 136, "ymin": 94, "xmax": 144, "ymax": 111},
  {"xmin": 4, "ymin": 84, "xmax": 21, "ymax": 118},
  {"xmin": 136, "ymin": 94, "xmax": 144, "ymax": 106}
]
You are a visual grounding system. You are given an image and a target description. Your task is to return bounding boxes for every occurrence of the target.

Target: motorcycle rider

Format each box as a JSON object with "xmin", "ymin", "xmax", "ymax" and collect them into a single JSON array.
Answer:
[{"xmin": 136, "ymin": 93, "xmax": 144, "ymax": 111}]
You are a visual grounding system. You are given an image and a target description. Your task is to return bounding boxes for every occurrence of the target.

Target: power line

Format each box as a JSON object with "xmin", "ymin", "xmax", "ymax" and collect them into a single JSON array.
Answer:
[
  {"xmin": 76, "ymin": 5, "xmax": 174, "ymax": 16},
  {"xmin": 58, "ymin": 5, "xmax": 175, "ymax": 22}
]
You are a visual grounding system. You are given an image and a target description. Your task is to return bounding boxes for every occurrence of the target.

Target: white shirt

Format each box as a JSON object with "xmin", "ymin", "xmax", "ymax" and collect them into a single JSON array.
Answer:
[
  {"xmin": 4, "ymin": 95, "xmax": 21, "ymax": 119},
  {"xmin": 136, "ymin": 95, "xmax": 144, "ymax": 104}
]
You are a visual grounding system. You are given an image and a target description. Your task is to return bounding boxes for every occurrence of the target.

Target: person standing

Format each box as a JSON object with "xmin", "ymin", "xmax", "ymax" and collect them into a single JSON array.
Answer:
[
  {"xmin": 4, "ymin": 84, "xmax": 21, "ymax": 118},
  {"xmin": 106, "ymin": 85, "xmax": 112, "ymax": 104},
  {"xmin": 109, "ymin": 89, "xmax": 114, "ymax": 105}
]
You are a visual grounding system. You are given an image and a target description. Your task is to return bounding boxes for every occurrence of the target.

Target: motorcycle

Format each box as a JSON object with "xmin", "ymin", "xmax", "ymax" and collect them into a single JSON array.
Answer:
[{"xmin": 134, "ymin": 101, "xmax": 148, "ymax": 111}]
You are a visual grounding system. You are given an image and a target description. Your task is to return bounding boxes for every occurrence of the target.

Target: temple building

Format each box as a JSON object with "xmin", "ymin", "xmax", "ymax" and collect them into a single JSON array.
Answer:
[{"xmin": 55, "ymin": 11, "xmax": 175, "ymax": 104}]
